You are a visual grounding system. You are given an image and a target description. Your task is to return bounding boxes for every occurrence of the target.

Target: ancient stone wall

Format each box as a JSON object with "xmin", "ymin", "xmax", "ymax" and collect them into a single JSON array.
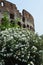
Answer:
[
  {"xmin": 0, "ymin": 0, "xmax": 35, "ymax": 31},
  {"xmin": 22, "ymin": 9, "xmax": 35, "ymax": 31}
]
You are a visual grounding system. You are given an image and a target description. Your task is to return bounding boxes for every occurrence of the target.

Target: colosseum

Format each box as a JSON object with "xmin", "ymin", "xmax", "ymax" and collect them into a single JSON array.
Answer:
[{"xmin": 0, "ymin": 0, "xmax": 35, "ymax": 31}]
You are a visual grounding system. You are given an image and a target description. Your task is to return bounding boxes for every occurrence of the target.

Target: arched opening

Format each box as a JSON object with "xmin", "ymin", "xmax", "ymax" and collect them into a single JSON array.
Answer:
[
  {"xmin": 18, "ymin": 22, "xmax": 21, "ymax": 27},
  {"xmin": 22, "ymin": 17, "xmax": 25, "ymax": 22},
  {"xmin": 30, "ymin": 26, "xmax": 32, "ymax": 29},
  {"xmin": 27, "ymin": 24, "xmax": 29, "ymax": 28},
  {"xmin": 10, "ymin": 14, "xmax": 14, "ymax": 19},
  {"xmin": 10, "ymin": 20, "xmax": 15, "ymax": 27}
]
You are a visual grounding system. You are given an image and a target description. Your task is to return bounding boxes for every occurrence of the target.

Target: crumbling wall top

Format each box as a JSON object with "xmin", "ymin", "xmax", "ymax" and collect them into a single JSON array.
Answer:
[{"xmin": 22, "ymin": 9, "xmax": 34, "ymax": 21}]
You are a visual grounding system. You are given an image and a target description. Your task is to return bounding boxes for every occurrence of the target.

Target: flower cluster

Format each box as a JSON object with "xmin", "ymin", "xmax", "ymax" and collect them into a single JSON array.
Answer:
[{"xmin": 0, "ymin": 28, "xmax": 41, "ymax": 65}]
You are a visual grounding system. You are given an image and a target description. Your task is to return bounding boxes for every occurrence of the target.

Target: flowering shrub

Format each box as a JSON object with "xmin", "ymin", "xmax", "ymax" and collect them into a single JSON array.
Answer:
[{"xmin": 0, "ymin": 28, "xmax": 41, "ymax": 65}]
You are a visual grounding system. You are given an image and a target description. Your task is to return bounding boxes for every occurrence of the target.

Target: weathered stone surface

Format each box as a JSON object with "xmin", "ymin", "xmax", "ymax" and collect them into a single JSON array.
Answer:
[{"xmin": 0, "ymin": 0, "xmax": 35, "ymax": 31}]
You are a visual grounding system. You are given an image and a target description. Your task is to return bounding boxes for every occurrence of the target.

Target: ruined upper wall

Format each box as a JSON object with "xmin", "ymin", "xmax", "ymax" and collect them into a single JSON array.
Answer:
[
  {"xmin": 0, "ymin": 0, "xmax": 16, "ymax": 13},
  {"xmin": 0, "ymin": 0, "xmax": 34, "ymax": 21},
  {"xmin": 0, "ymin": 0, "xmax": 35, "ymax": 31},
  {"xmin": 0, "ymin": 0, "xmax": 21, "ymax": 18},
  {"xmin": 22, "ymin": 9, "xmax": 34, "ymax": 22}
]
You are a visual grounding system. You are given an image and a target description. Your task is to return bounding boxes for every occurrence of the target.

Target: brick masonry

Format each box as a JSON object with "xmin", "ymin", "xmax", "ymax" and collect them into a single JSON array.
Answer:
[{"xmin": 0, "ymin": 0, "xmax": 35, "ymax": 31}]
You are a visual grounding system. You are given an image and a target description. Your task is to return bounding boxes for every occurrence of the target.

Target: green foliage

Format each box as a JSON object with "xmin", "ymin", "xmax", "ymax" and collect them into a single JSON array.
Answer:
[
  {"xmin": 40, "ymin": 35, "xmax": 43, "ymax": 65},
  {"xmin": 40, "ymin": 35, "xmax": 43, "ymax": 50},
  {"xmin": 0, "ymin": 12, "xmax": 10, "ymax": 30},
  {"xmin": 0, "ymin": 28, "xmax": 42, "ymax": 65},
  {"xmin": 10, "ymin": 20, "xmax": 15, "ymax": 27},
  {"xmin": 0, "ymin": 13, "xmax": 21, "ymax": 30},
  {"xmin": 15, "ymin": 18, "xmax": 20, "ymax": 23},
  {"xmin": 14, "ymin": 18, "xmax": 21, "ymax": 28}
]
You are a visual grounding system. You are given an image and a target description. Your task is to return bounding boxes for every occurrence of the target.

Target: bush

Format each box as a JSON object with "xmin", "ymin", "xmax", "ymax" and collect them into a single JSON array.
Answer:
[{"xmin": 0, "ymin": 28, "xmax": 41, "ymax": 65}]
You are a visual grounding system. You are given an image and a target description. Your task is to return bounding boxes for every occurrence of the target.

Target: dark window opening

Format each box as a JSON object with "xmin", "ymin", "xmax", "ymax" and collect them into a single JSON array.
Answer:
[
  {"xmin": 30, "ymin": 26, "xmax": 35, "ymax": 31},
  {"xmin": 27, "ymin": 24, "xmax": 29, "ymax": 28},
  {"xmin": 30, "ymin": 26, "xmax": 33, "ymax": 29},
  {"xmin": 23, "ymin": 24, "xmax": 26, "ymax": 28},
  {"xmin": 22, "ymin": 17, "xmax": 25, "ymax": 22},
  {"xmin": 10, "ymin": 20, "xmax": 14, "ymax": 23},
  {"xmin": 10, "ymin": 14, "xmax": 14, "ymax": 19},
  {"xmin": 10, "ymin": 20, "xmax": 15, "ymax": 27},
  {"xmin": 10, "ymin": 20, "xmax": 15, "ymax": 24},
  {"xmin": 18, "ymin": 22, "xmax": 21, "ymax": 27}
]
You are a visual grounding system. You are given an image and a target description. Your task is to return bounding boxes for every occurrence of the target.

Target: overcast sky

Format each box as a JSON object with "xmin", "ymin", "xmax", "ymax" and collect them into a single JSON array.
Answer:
[{"xmin": 7, "ymin": 0, "xmax": 43, "ymax": 35}]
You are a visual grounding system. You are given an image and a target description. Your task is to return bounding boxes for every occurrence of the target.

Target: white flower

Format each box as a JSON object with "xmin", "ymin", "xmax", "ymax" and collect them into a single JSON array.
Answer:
[
  {"xmin": 31, "ymin": 46, "xmax": 37, "ymax": 51},
  {"xmin": 21, "ymin": 48, "xmax": 24, "ymax": 50},
  {"xmin": 30, "ymin": 61, "xmax": 34, "ymax": 65},
  {"xmin": 16, "ymin": 56, "xmax": 18, "ymax": 59},
  {"xmin": 21, "ymin": 55, "xmax": 24, "ymax": 57},
  {"xmin": 10, "ymin": 36, "xmax": 13, "ymax": 39},
  {"xmin": 27, "ymin": 56, "xmax": 29, "ymax": 59},
  {"xmin": 28, "ymin": 64, "xmax": 30, "ymax": 65}
]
